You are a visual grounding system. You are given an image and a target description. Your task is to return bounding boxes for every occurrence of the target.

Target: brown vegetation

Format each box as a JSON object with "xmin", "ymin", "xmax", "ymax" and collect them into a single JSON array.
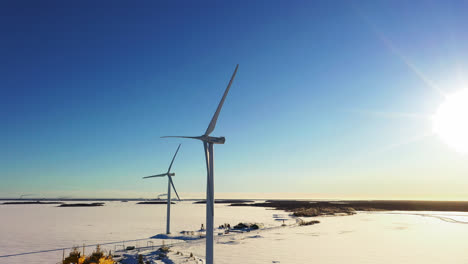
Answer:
[
  {"xmin": 293, "ymin": 207, "xmax": 355, "ymax": 217},
  {"xmin": 297, "ymin": 219, "xmax": 320, "ymax": 226}
]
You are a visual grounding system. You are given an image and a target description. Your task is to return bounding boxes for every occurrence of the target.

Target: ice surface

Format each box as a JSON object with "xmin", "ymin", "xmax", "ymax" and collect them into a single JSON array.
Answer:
[
  {"xmin": 0, "ymin": 201, "xmax": 288, "ymax": 264},
  {"xmin": 2, "ymin": 201, "xmax": 468, "ymax": 264},
  {"xmin": 164, "ymin": 211, "xmax": 468, "ymax": 264}
]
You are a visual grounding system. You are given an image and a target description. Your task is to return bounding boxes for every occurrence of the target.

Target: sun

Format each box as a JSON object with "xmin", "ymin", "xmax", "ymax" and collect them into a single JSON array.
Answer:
[{"xmin": 432, "ymin": 89, "xmax": 468, "ymax": 154}]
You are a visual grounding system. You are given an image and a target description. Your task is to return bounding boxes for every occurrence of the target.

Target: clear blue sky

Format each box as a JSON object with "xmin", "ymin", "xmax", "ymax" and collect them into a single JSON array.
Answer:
[{"xmin": 2, "ymin": 1, "xmax": 468, "ymax": 199}]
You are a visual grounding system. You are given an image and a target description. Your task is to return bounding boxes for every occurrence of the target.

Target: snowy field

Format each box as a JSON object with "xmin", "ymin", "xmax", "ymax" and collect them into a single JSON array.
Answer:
[
  {"xmin": 2, "ymin": 201, "xmax": 468, "ymax": 264},
  {"xmin": 0, "ymin": 201, "xmax": 286, "ymax": 264}
]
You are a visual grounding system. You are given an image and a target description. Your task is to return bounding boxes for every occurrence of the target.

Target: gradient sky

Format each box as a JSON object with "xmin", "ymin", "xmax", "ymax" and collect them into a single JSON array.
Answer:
[{"xmin": 2, "ymin": 0, "xmax": 468, "ymax": 199}]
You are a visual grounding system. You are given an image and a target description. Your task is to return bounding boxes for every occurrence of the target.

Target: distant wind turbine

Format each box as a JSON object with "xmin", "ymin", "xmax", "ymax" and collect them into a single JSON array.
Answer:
[
  {"xmin": 162, "ymin": 64, "xmax": 238, "ymax": 264},
  {"xmin": 19, "ymin": 194, "xmax": 36, "ymax": 199},
  {"xmin": 157, "ymin": 193, "xmax": 168, "ymax": 200},
  {"xmin": 143, "ymin": 144, "xmax": 181, "ymax": 234}
]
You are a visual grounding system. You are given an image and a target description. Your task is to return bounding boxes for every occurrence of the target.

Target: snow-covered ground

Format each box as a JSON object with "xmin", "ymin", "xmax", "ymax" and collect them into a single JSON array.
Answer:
[
  {"xmin": 2, "ymin": 201, "xmax": 468, "ymax": 264},
  {"xmin": 129, "ymin": 211, "xmax": 468, "ymax": 264},
  {"xmin": 0, "ymin": 201, "xmax": 288, "ymax": 264}
]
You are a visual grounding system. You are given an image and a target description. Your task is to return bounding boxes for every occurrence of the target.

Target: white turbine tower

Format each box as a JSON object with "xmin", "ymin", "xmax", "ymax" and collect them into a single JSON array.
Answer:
[
  {"xmin": 162, "ymin": 64, "xmax": 238, "ymax": 264},
  {"xmin": 143, "ymin": 144, "xmax": 181, "ymax": 234}
]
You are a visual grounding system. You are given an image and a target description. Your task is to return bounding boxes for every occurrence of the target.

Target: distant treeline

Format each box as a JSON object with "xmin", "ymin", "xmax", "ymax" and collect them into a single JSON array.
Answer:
[
  {"xmin": 194, "ymin": 199, "xmax": 254, "ymax": 204},
  {"xmin": 230, "ymin": 200, "xmax": 468, "ymax": 217},
  {"xmin": 2, "ymin": 201, "xmax": 63, "ymax": 205},
  {"xmin": 59, "ymin": 203, "xmax": 105, "ymax": 207}
]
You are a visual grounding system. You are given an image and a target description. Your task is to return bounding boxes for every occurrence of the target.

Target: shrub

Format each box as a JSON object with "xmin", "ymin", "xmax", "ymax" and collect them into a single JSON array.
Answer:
[{"xmin": 298, "ymin": 219, "xmax": 320, "ymax": 226}]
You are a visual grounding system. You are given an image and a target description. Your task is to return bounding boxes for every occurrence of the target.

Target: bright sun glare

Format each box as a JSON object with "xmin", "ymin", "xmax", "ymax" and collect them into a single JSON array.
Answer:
[{"xmin": 433, "ymin": 89, "xmax": 468, "ymax": 154}]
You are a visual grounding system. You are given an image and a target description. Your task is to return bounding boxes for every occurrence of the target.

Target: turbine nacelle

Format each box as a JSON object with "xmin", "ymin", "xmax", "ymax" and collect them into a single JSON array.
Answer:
[
  {"xmin": 193, "ymin": 135, "xmax": 226, "ymax": 144},
  {"xmin": 204, "ymin": 136, "xmax": 225, "ymax": 144},
  {"xmin": 168, "ymin": 172, "xmax": 175, "ymax": 176}
]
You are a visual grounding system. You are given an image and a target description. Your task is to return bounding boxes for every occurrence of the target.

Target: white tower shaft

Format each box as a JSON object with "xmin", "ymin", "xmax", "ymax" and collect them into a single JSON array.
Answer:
[
  {"xmin": 204, "ymin": 142, "xmax": 215, "ymax": 264},
  {"xmin": 167, "ymin": 177, "xmax": 172, "ymax": 234}
]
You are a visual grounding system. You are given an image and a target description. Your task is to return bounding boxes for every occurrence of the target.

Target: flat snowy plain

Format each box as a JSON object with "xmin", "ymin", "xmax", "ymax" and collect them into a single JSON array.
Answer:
[{"xmin": 1, "ymin": 201, "xmax": 468, "ymax": 264}]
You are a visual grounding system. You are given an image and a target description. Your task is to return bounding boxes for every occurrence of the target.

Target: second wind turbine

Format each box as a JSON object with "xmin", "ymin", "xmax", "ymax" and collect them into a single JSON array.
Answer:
[{"xmin": 143, "ymin": 144, "xmax": 181, "ymax": 234}]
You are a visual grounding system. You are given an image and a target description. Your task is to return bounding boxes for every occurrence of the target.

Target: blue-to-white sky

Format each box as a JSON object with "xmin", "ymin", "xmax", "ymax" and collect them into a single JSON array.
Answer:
[{"xmin": 1, "ymin": 1, "xmax": 468, "ymax": 199}]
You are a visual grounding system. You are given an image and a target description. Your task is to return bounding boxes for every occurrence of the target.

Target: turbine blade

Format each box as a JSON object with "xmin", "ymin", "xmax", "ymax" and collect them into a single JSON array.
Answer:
[
  {"xmin": 161, "ymin": 136, "xmax": 203, "ymax": 140},
  {"xmin": 168, "ymin": 176, "xmax": 181, "ymax": 201},
  {"xmin": 143, "ymin": 173, "xmax": 168, "ymax": 179},
  {"xmin": 167, "ymin": 144, "xmax": 181, "ymax": 173},
  {"xmin": 204, "ymin": 64, "xmax": 238, "ymax": 136}
]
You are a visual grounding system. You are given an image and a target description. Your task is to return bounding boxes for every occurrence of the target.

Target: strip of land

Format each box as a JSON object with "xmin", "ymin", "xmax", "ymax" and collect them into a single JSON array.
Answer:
[
  {"xmin": 137, "ymin": 201, "xmax": 176, "ymax": 205},
  {"xmin": 194, "ymin": 199, "xmax": 254, "ymax": 204},
  {"xmin": 58, "ymin": 203, "xmax": 104, "ymax": 207},
  {"xmin": 2, "ymin": 201, "xmax": 64, "ymax": 205},
  {"xmin": 230, "ymin": 200, "xmax": 468, "ymax": 217}
]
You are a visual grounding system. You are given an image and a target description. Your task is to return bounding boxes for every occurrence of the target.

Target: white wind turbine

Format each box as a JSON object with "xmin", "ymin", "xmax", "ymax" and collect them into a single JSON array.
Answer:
[
  {"xmin": 162, "ymin": 64, "xmax": 238, "ymax": 264},
  {"xmin": 143, "ymin": 144, "xmax": 181, "ymax": 234}
]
